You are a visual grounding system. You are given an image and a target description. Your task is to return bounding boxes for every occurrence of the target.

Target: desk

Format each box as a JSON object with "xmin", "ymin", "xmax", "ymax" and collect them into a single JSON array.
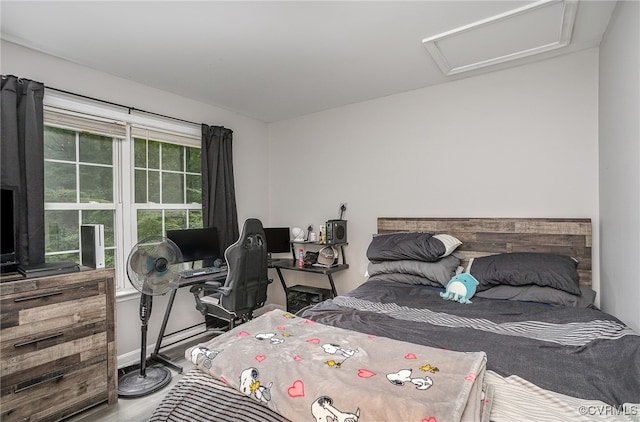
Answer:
[
  {"xmin": 150, "ymin": 270, "xmax": 227, "ymax": 373},
  {"xmin": 271, "ymin": 259, "xmax": 348, "ymax": 311}
]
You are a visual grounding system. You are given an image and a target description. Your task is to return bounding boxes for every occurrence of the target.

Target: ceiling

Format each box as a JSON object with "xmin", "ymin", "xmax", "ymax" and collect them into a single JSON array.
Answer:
[{"xmin": 1, "ymin": 1, "xmax": 616, "ymax": 122}]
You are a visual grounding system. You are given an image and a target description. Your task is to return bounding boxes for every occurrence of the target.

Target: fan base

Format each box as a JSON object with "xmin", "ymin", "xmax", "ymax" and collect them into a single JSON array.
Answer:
[{"xmin": 117, "ymin": 366, "xmax": 172, "ymax": 398}]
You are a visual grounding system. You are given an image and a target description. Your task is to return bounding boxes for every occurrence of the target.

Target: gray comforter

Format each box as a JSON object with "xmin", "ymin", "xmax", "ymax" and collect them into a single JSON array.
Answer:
[{"xmin": 299, "ymin": 278, "xmax": 640, "ymax": 407}]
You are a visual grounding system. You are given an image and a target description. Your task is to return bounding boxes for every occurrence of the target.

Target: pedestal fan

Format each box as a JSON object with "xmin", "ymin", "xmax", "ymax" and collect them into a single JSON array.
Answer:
[{"xmin": 117, "ymin": 236, "xmax": 182, "ymax": 398}]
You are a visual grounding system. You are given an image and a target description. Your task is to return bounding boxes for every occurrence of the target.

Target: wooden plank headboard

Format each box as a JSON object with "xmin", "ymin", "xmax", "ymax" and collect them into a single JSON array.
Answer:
[{"xmin": 377, "ymin": 217, "xmax": 592, "ymax": 287}]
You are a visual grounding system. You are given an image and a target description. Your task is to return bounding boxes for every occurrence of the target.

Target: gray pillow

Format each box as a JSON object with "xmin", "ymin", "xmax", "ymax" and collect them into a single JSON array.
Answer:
[
  {"xmin": 476, "ymin": 285, "xmax": 596, "ymax": 308},
  {"xmin": 366, "ymin": 232, "xmax": 445, "ymax": 262},
  {"xmin": 367, "ymin": 273, "xmax": 443, "ymax": 288},
  {"xmin": 367, "ymin": 255, "xmax": 460, "ymax": 287},
  {"xmin": 468, "ymin": 252, "xmax": 581, "ymax": 295}
]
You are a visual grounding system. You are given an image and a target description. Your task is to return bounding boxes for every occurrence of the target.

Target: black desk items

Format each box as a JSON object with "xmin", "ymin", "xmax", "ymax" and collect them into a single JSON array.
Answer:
[
  {"xmin": 271, "ymin": 241, "xmax": 348, "ymax": 312},
  {"xmin": 286, "ymin": 284, "xmax": 332, "ymax": 314},
  {"xmin": 17, "ymin": 261, "xmax": 79, "ymax": 278}
]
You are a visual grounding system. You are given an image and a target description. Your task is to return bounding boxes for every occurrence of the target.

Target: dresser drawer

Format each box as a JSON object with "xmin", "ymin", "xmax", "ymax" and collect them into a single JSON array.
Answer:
[
  {"xmin": 1, "ymin": 278, "xmax": 105, "ymax": 330},
  {"xmin": 0, "ymin": 360, "xmax": 109, "ymax": 422}
]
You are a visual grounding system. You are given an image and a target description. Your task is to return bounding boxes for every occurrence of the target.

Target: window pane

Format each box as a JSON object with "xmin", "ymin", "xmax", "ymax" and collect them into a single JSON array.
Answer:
[
  {"xmin": 134, "ymin": 138, "xmax": 146, "ymax": 168},
  {"xmin": 45, "ymin": 210, "xmax": 79, "ymax": 253},
  {"xmin": 162, "ymin": 172, "xmax": 183, "ymax": 203},
  {"xmin": 105, "ymin": 249, "xmax": 115, "ymax": 268},
  {"xmin": 47, "ymin": 252, "xmax": 80, "ymax": 263},
  {"xmin": 148, "ymin": 141, "xmax": 160, "ymax": 169},
  {"xmin": 189, "ymin": 210, "xmax": 203, "ymax": 228},
  {"xmin": 162, "ymin": 143, "xmax": 183, "ymax": 172},
  {"xmin": 149, "ymin": 171, "xmax": 160, "ymax": 203},
  {"xmin": 44, "ymin": 126, "xmax": 75, "ymax": 161},
  {"xmin": 165, "ymin": 210, "xmax": 187, "ymax": 232},
  {"xmin": 82, "ymin": 210, "xmax": 115, "ymax": 247},
  {"xmin": 45, "ymin": 161, "xmax": 76, "ymax": 202},
  {"xmin": 134, "ymin": 169, "xmax": 147, "ymax": 203},
  {"xmin": 186, "ymin": 174, "xmax": 201, "ymax": 204},
  {"xmin": 137, "ymin": 210, "xmax": 162, "ymax": 240},
  {"xmin": 79, "ymin": 165, "xmax": 113, "ymax": 202},
  {"xmin": 79, "ymin": 132, "xmax": 112, "ymax": 165},
  {"xmin": 186, "ymin": 147, "xmax": 200, "ymax": 173}
]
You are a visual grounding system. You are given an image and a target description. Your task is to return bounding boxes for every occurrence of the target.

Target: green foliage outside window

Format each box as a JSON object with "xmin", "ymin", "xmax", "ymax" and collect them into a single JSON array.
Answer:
[{"xmin": 44, "ymin": 122, "xmax": 202, "ymax": 288}]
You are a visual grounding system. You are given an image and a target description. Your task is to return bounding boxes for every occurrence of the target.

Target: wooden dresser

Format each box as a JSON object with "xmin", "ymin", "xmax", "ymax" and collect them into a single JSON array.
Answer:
[{"xmin": 0, "ymin": 268, "xmax": 117, "ymax": 421}]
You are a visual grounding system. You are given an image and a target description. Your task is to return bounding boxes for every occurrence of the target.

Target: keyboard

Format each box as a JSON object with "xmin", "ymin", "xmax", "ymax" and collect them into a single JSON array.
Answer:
[{"xmin": 178, "ymin": 266, "xmax": 225, "ymax": 279}]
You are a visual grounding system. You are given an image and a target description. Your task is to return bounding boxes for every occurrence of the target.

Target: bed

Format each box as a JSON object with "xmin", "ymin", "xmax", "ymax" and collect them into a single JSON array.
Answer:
[{"xmin": 150, "ymin": 217, "xmax": 640, "ymax": 422}]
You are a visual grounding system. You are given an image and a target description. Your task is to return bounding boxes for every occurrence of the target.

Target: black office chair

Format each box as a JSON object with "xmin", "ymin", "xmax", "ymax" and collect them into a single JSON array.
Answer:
[{"xmin": 190, "ymin": 218, "xmax": 271, "ymax": 330}]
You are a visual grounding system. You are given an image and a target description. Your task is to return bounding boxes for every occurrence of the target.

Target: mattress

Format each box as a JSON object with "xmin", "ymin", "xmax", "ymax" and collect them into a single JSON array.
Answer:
[{"xmin": 150, "ymin": 278, "xmax": 640, "ymax": 422}]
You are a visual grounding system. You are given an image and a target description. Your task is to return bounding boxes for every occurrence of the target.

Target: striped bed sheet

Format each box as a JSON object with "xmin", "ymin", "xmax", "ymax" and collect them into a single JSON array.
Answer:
[{"xmin": 149, "ymin": 369, "xmax": 288, "ymax": 422}]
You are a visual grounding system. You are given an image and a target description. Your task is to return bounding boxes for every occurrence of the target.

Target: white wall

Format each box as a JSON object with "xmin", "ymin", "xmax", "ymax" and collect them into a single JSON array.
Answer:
[
  {"xmin": 1, "ymin": 40, "xmax": 271, "ymax": 364},
  {"xmin": 598, "ymin": 1, "xmax": 640, "ymax": 332},
  {"xmin": 268, "ymin": 49, "xmax": 600, "ymax": 307}
]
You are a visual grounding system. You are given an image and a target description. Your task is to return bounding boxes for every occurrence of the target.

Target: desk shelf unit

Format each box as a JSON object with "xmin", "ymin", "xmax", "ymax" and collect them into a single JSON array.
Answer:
[{"xmin": 273, "ymin": 241, "xmax": 348, "ymax": 313}]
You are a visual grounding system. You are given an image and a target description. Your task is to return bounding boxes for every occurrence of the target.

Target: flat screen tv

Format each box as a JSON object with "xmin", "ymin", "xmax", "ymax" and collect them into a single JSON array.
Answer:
[
  {"xmin": 166, "ymin": 227, "xmax": 221, "ymax": 264},
  {"xmin": 1, "ymin": 187, "xmax": 17, "ymax": 267},
  {"xmin": 264, "ymin": 227, "xmax": 291, "ymax": 254}
]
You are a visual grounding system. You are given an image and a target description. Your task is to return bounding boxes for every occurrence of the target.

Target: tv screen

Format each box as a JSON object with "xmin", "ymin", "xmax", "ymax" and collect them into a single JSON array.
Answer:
[
  {"xmin": 1, "ymin": 187, "xmax": 17, "ymax": 265},
  {"xmin": 166, "ymin": 227, "xmax": 221, "ymax": 263},
  {"xmin": 264, "ymin": 227, "xmax": 291, "ymax": 254}
]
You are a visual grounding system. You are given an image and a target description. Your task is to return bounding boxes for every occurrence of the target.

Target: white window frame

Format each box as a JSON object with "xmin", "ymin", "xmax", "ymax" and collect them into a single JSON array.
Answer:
[{"xmin": 44, "ymin": 92, "xmax": 201, "ymax": 298}]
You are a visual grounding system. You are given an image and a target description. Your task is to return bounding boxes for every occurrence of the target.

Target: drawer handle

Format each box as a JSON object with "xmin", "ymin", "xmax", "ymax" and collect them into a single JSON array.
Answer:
[
  {"xmin": 15, "ymin": 371, "xmax": 64, "ymax": 393},
  {"xmin": 14, "ymin": 291, "xmax": 63, "ymax": 302},
  {"xmin": 13, "ymin": 332, "xmax": 64, "ymax": 348}
]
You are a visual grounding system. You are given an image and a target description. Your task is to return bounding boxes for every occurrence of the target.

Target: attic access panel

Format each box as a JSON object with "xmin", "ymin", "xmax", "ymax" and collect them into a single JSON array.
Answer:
[{"xmin": 422, "ymin": 0, "xmax": 578, "ymax": 75}]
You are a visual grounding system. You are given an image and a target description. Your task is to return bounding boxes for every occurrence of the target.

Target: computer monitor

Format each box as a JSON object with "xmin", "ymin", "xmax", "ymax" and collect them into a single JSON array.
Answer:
[
  {"xmin": 166, "ymin": 227, "xmax": 221, "ymax": 263},
  {"xmin": 264, "ymin": 227, "xmax": 291, "ymax": 254},
  {"xmin": 1, "ymin": 187, "xmax": 17, "ymax": 268}
]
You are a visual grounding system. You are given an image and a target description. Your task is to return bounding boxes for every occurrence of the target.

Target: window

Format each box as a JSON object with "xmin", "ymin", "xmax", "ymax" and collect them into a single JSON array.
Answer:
[
  {"xmin": 43, "ymin": 106, "xmax": 201, "ymax": 292},
  {"xmin": 132, "ymin": 131, "xmax": 203, "ymax": 241}
]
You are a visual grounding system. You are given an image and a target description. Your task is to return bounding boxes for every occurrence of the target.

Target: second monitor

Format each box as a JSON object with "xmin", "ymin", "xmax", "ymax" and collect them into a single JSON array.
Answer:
[
  {"xmin": 264, "ymin": 227, "xmax": 291, "ymax": 260},
  {"xmin": 166, "ymin": 227, "xmax": 221, "ymax": 264}
]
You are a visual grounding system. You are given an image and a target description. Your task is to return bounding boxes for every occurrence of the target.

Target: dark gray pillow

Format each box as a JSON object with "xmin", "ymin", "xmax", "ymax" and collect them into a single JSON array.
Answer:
[
  {"xmin": 476, "ymin": 285, "xmax": 596, "ymax": 308},
  {"xmin": 468, "ymin": 252, "xmax": 581, "ymax": 295},
  {"xmin": 366, "ymin": 232, "xmax": 445, "ymax": 262},
  {"xmin": 368, "ymin": 273, "xmax": 443, "ymax": 288},
  {"xmin": 367, "ymin": 255, "xmax": 460, "ymax": 287}
]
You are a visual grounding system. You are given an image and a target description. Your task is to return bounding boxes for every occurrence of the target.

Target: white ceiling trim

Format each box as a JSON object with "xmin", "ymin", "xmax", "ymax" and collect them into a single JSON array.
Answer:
[{"xmin": 422, "ymin": 0, "xmax": 578, "ymax": 76}]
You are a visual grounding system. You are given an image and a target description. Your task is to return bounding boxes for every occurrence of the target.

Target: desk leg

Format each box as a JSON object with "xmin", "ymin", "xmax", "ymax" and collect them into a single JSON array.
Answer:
[
  {"xmin": 149, "ymin": 288, "xmax": 184, "ymax": 373},
  {"xmin": 275, "ymin": 267, "xmax": 292, "ymax": 312},
  {"xmin": 276, "ymin": 267, "xmax": 287, "ymax": 292},
  {"xmin": 327, "ymin": 274, "xmax": 338, "ymax": 297}
]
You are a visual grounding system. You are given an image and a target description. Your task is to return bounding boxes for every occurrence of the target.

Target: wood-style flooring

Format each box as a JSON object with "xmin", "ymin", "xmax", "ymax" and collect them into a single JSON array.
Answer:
[{"xmin": 67, "ymin": 335, "xmax": 211, "ymax": 422}]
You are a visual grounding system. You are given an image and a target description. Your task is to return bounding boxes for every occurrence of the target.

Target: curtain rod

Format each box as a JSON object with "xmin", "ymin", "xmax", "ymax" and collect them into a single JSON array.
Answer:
[{"xmin": 46, "ymin": 86, "xmax": 201, "ymax": 127}]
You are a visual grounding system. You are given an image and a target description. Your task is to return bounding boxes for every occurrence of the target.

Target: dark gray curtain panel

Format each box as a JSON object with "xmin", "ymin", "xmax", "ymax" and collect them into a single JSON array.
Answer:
[
  {"xmin": 201, "ymin": 124, "xmax": 238, "ymax": 260},
  {"xmin": 1, "ymin": 75, "xmax": 45, "ymax": 266}
]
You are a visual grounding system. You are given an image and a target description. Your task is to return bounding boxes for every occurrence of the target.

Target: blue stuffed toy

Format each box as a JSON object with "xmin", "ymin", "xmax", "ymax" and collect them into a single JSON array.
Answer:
[{"xmin": 440, "ymin": 273, "xmax": 479, "ymax": 304}]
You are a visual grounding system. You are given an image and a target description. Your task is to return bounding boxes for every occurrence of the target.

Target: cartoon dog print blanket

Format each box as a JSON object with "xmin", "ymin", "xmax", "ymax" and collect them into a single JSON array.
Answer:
[{"xmin": 187, "ymin": 310, "xmax": 492, "ymax": 422}]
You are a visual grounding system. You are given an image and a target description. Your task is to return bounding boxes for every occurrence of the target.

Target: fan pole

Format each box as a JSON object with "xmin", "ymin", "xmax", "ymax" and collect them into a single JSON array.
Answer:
[
  {"xmin": 139, "ymin": 293, "xmax": 151, "ymax": 377},
  {"xmin": 117, "ymin": 293, "xmax": 171, "ymax": 398}
]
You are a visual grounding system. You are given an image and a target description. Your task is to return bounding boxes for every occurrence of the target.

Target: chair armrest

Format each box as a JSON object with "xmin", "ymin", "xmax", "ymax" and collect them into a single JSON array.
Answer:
[
  {"xmin": 189, "ymin": 281, "xmax": 223, "ymax": 315},
  {"xmin": 203, "ymin": 280, "xmax": 223, "ymax": 289},
  {"xmin": 189, "ymin": 281, "xmax": 222, "ymax": 295}
]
